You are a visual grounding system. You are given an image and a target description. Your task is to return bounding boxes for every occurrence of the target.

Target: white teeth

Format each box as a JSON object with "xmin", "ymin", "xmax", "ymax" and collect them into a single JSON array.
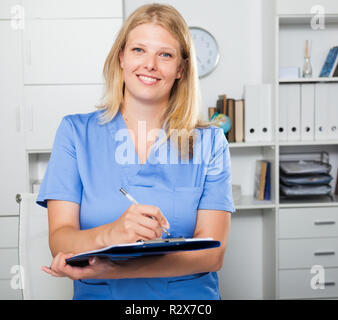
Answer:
[{"xmin": 139, "ymin": 75, "xmax": 158, "ymax": 83}]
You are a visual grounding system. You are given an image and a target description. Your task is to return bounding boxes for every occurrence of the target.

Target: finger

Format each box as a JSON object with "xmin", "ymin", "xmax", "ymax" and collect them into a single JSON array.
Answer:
[
  {"xmin": 41, "ymin": 266, "xmax": 63, "ymax": 277},
  {"xmin": 133, "ymin": 204, "xmax": 170, "ymax": 229},
  {"xmin": 50, "ymin": 252, "xmax": 74, "ymax": 275},
  {"xmin": 135, "ymin": 214, "xmax": 162, "ymax": 238},
  {"xmin": 134, "ymin": 224, "xmax": 158, "ymax": 240}
]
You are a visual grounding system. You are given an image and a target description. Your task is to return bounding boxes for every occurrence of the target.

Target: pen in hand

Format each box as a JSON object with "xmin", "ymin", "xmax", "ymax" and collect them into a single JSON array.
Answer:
[{"xmin": 119, "ymin": 188, "xmax": 171, "ymax": 236}]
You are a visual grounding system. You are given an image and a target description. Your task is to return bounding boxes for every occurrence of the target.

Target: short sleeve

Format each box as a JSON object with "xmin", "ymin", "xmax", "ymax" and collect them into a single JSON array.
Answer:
[
  {"xmin": 197, "ymin": 128, "xmax": 235, "ymax": 213},
  {"xmin": 36, "ymin": 116, "xmax": 83, "ymax": 209}
]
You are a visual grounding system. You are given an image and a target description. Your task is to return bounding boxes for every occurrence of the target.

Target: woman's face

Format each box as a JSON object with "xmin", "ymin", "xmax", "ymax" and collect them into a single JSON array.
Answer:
[{"xmin": 119, "ymin": 23, "xmax": 183, "ymax": 106}]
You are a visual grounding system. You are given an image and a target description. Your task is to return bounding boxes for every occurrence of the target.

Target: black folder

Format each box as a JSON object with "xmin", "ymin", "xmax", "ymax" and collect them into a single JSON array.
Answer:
[{"xmin": 66, "ymin": 237, "xmax": 220, "ymax": 267}]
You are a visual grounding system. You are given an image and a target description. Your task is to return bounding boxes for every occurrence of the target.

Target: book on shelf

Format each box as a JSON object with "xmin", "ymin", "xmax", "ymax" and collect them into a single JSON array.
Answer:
[
  {"xmin": 254, "ymin": 160, "xmax": 271, "ymax": 201},
  {"xmin": 208, "ymin": 107, "xmax": 216, "ymax": 121},
  {"xmin": 264, "ymin": 161, "xmax": 271, "ymax": 201},
  {"xmin": 319, "ymin": 46, "xmax": 338, "ymax": 77},
  {"xmin": 216, "ymin": 94, "xmax": 227, "ymax": 115},
  {"xmin": 234, "ymin": 99, "xmax": 244, "ymax": 143},
  {"xmin": 330, "ymin": 53, "xmax": 338, "ymax": 77},
  {"xmin": 214, "ymin": 94, "xmax": 246, "ymax": 143},
  {"xmin": 333, "ymin": 59, "xmax": 338, "ymax": 77},
  {"xmin": 227, "ymin": 99, "xmax": 235, "ymax": 143}
]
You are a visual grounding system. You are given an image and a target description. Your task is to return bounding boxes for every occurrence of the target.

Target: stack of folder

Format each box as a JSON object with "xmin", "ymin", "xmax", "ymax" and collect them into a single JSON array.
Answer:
[{"xmin": 279, "ymin": 158, "xmax": 333, "ymax": 198}]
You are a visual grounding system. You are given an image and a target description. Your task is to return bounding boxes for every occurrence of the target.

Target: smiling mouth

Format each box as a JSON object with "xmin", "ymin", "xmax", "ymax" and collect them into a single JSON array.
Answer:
[{"xmin": 137, "ymin": 74, "xmax": 161, "ymax": 85}]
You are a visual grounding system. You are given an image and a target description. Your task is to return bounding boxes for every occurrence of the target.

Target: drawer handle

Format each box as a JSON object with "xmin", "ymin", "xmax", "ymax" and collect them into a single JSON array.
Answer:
[
  {"xmin": 314, "ymin": 251, "xmax": 335, "ymax": 256},
  {"xmin": 314, "ymin": 221, "xmax": 336, "ymax": 226}
]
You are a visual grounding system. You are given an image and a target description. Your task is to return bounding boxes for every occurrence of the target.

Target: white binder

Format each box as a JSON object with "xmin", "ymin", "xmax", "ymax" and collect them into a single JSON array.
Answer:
[
  {"xmin": 259, "ymin": 84, "xmax": 272, "ymax": 142},
  {"xmin": 300, "ymin": 84, "xmax": 315, "ymax": 141},
  {"xmin": 315, "ymin": 84, "xmax": 326, "ymax": 140},
  {"xmin": 314, "ymin": 83, "xmax": 338, "ymax": 141},
  {"xmin": 244, "ymin": 85, "xmax": 260, "ymax": 142},
  {"xmin": 278, "ymin": 85, "xmax": 289, "ymax": 141},
  {"xmin": 286, "ymin": 84, "xmax": 301, "ymax": 141},
  {"xmin": 327, "ymin": 83, "xmax": 338, "ymax": 140}
]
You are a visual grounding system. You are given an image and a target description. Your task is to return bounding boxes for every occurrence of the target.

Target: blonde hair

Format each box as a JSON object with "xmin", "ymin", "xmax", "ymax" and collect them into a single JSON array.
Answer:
[{"xmin": 96, "ymin": 3, "xmax": 212, "ymax": 159}]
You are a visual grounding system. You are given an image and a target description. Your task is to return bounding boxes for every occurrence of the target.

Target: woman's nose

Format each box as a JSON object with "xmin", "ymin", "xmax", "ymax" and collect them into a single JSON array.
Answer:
[{"xmin": 144, "ymin": 54, "xmax": 157, "ymax": 71}]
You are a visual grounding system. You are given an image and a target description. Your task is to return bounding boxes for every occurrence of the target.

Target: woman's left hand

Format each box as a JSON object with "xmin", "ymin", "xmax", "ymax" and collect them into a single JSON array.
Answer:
[{"xmin": 41, "ymin": 252, "xmax": 121, "ymax": 280}]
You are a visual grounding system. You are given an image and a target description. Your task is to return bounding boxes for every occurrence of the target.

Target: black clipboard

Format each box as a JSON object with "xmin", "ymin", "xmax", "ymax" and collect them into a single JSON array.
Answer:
[{"xmin": 66, "ymin": 237, "xmax": 220, "ymax": 267}]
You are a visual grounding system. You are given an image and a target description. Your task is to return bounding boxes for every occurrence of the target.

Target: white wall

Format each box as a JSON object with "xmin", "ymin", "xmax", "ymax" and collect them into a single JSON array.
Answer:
[{"xmin": 124, "ymin": 0, "xmax": 274, "ymax": 300}]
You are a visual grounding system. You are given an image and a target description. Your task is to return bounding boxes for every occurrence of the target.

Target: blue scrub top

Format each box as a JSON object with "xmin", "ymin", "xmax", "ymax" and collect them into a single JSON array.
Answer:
[{"xmin": 37, "ymin": 109, "xmax": 235, "ymax": 300}]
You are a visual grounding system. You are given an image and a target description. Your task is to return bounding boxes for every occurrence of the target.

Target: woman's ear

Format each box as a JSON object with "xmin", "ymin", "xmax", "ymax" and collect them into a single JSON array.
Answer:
[{"xmin": 176, "ymin": 58, "xmax": 187, "ymax": 79}]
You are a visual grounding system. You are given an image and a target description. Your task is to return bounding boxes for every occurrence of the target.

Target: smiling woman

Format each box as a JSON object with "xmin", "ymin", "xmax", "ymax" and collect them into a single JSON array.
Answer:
[{"xmin": 36, "ymin": 3, "xmax": 234, "ymax": 301}]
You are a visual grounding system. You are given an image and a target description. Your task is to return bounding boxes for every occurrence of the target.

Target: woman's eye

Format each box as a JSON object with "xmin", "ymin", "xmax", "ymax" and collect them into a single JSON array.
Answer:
[
  {"xmin": 161, "ymin": 52, "xmax": 172, "ymax": 58},
  {"xmin": 132, "ymin": 48, "xmax": 144, "ymax": 53}
]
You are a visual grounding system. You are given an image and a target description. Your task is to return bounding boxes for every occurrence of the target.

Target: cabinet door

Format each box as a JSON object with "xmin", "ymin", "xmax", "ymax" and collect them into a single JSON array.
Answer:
[
  {"xmin": 0, "ymin": 21, "xmax": 27, "ymax": 215},
  {"xmin": 23, "ymin": 18, "xmax": 122, "ymax": 84},
  {"xmin": 24, "ymin": 0, "xmax": 122, "ymax": 18},
  {"xmin": 0, "ymin": 217, "xmax": 19, "ymax": 248},
  {"xmin": 24, "ymin": 85, "xmax": 104, "ymax": 150}
]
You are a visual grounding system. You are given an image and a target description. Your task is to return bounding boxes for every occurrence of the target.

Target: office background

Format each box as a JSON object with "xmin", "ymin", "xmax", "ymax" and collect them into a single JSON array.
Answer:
[{"xmin": 1, "ymin": 0, "xmax": 338, "ymax": 299}]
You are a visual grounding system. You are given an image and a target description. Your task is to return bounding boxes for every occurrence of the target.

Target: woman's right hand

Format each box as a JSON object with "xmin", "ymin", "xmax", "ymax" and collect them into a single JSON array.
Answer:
[{"xmin": 102, "ymin": 204, "xmax": 170, "ymax": 246}]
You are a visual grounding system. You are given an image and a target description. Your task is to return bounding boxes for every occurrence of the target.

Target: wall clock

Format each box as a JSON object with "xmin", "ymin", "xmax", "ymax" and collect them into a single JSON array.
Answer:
[{"xmin": 189, "ymin": 26, "xmax": 220, "ymax": 78}]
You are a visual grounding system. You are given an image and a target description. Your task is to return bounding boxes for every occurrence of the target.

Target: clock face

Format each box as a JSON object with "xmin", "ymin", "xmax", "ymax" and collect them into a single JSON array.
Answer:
[{"xmin": 189, "ymin": 27, "xmax": 219, "ymax": 78}]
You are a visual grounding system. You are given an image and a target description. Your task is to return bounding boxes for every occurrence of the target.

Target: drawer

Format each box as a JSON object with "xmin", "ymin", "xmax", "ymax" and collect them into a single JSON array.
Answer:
[
  {"xmin": 0, "ymin": 217, "xmax": 19, "ymax": 247},
  {"xmin": 279, "ymin": 238, "xmax": 338, "ymax": 269},
  {"xmin": 279, "ymin": 207, "xmax": 338, "ymax": 239},
  {"xmin": 279, "ymin": 268, "xmax": 338, "ymax": 299},
  {"xmin": 0, "ymin": 249, "xmax": 19, "ymax": 279},
  {"xmin": 0, "ymin": 279, "xmax": 22, "ymax": 300}
]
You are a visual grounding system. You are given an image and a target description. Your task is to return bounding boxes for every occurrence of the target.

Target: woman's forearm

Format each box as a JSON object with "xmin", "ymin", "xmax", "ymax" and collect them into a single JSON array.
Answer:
[
  {"xmin": 106, "ymin": 247, "xmax": 225, "ymax": 279},
  {"xmin": 49, "ymin": 224, "xmax": 110, "ymax": 257}
]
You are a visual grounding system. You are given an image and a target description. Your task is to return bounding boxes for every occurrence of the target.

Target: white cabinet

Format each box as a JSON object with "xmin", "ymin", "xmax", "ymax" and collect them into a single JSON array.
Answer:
[
  {"xmin": 0, "ymin": 21, "xmax": 26, "ymax": 215},
  {"xmin": 278, "ymin": 207, "xmax": 338, "ymax": 299},
  {"xmin": 23, "ymin": 18, "xmax": 122, "ymax": 84},
  {"xmin": 0, "ymin": 0, "xmax": 23, "ymax": 19},
  {"xmin": 24, "ymin": 0, "xmax": 123, "ymax": 19},
  {"xmin": 24, "ymin": 85, "xmax": 104, "ymax": 150},
  {"xmin": 0, "ymin": 0, "xmax": 123, "ymax": 299}
]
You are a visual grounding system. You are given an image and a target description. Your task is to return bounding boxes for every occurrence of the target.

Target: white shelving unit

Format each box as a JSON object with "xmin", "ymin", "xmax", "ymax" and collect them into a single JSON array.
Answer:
[
  {"xmin": 226, "ymin": 4, "xmax": 338, "ymax": 300},
  {"xmin": 275, "ymin": 10, "xmax": 338, "ymax": 299}
]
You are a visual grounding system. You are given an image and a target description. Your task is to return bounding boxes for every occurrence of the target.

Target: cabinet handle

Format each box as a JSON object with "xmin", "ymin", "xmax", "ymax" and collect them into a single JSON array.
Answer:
[
  {"xmin": 314, "ymin": 251, "xmax": 335, "ymax": 256},
  {"xmin": 314, "ymin": 221, "xmax": 336, "ymax": 226}
]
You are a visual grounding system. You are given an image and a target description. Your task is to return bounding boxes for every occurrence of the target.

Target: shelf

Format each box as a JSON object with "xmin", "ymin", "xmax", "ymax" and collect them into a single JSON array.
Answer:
[
  {"xmin": 234, "ymin": 195, "xmax": 276, "ymax": 210},
  {"xmin": 279, "ymin": 140, "xmax": 338, "ymax": 146},
  {"xmin": 279, "ymin": 194, "xmax": 338, "ymax": 208},
  {"xmin": 279, "ymin": 14, "xmax": 338, "ymax": 25},
  {"xmin": 27, "ymin": 149, "xmax": 52, "ymax": 154},
  {"xmin": 279, "ymin": 77, "xmax": 338, "ymax": 84},
  {"xmin": 229, "ymin": 142, "xmax": 275, "ymax": 148}
]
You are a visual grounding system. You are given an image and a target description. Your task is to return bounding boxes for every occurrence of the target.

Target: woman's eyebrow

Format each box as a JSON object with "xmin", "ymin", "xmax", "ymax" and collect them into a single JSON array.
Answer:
[{"xmin": 129, "ymin": 42, "xmax": 177, "ymax": 53}]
